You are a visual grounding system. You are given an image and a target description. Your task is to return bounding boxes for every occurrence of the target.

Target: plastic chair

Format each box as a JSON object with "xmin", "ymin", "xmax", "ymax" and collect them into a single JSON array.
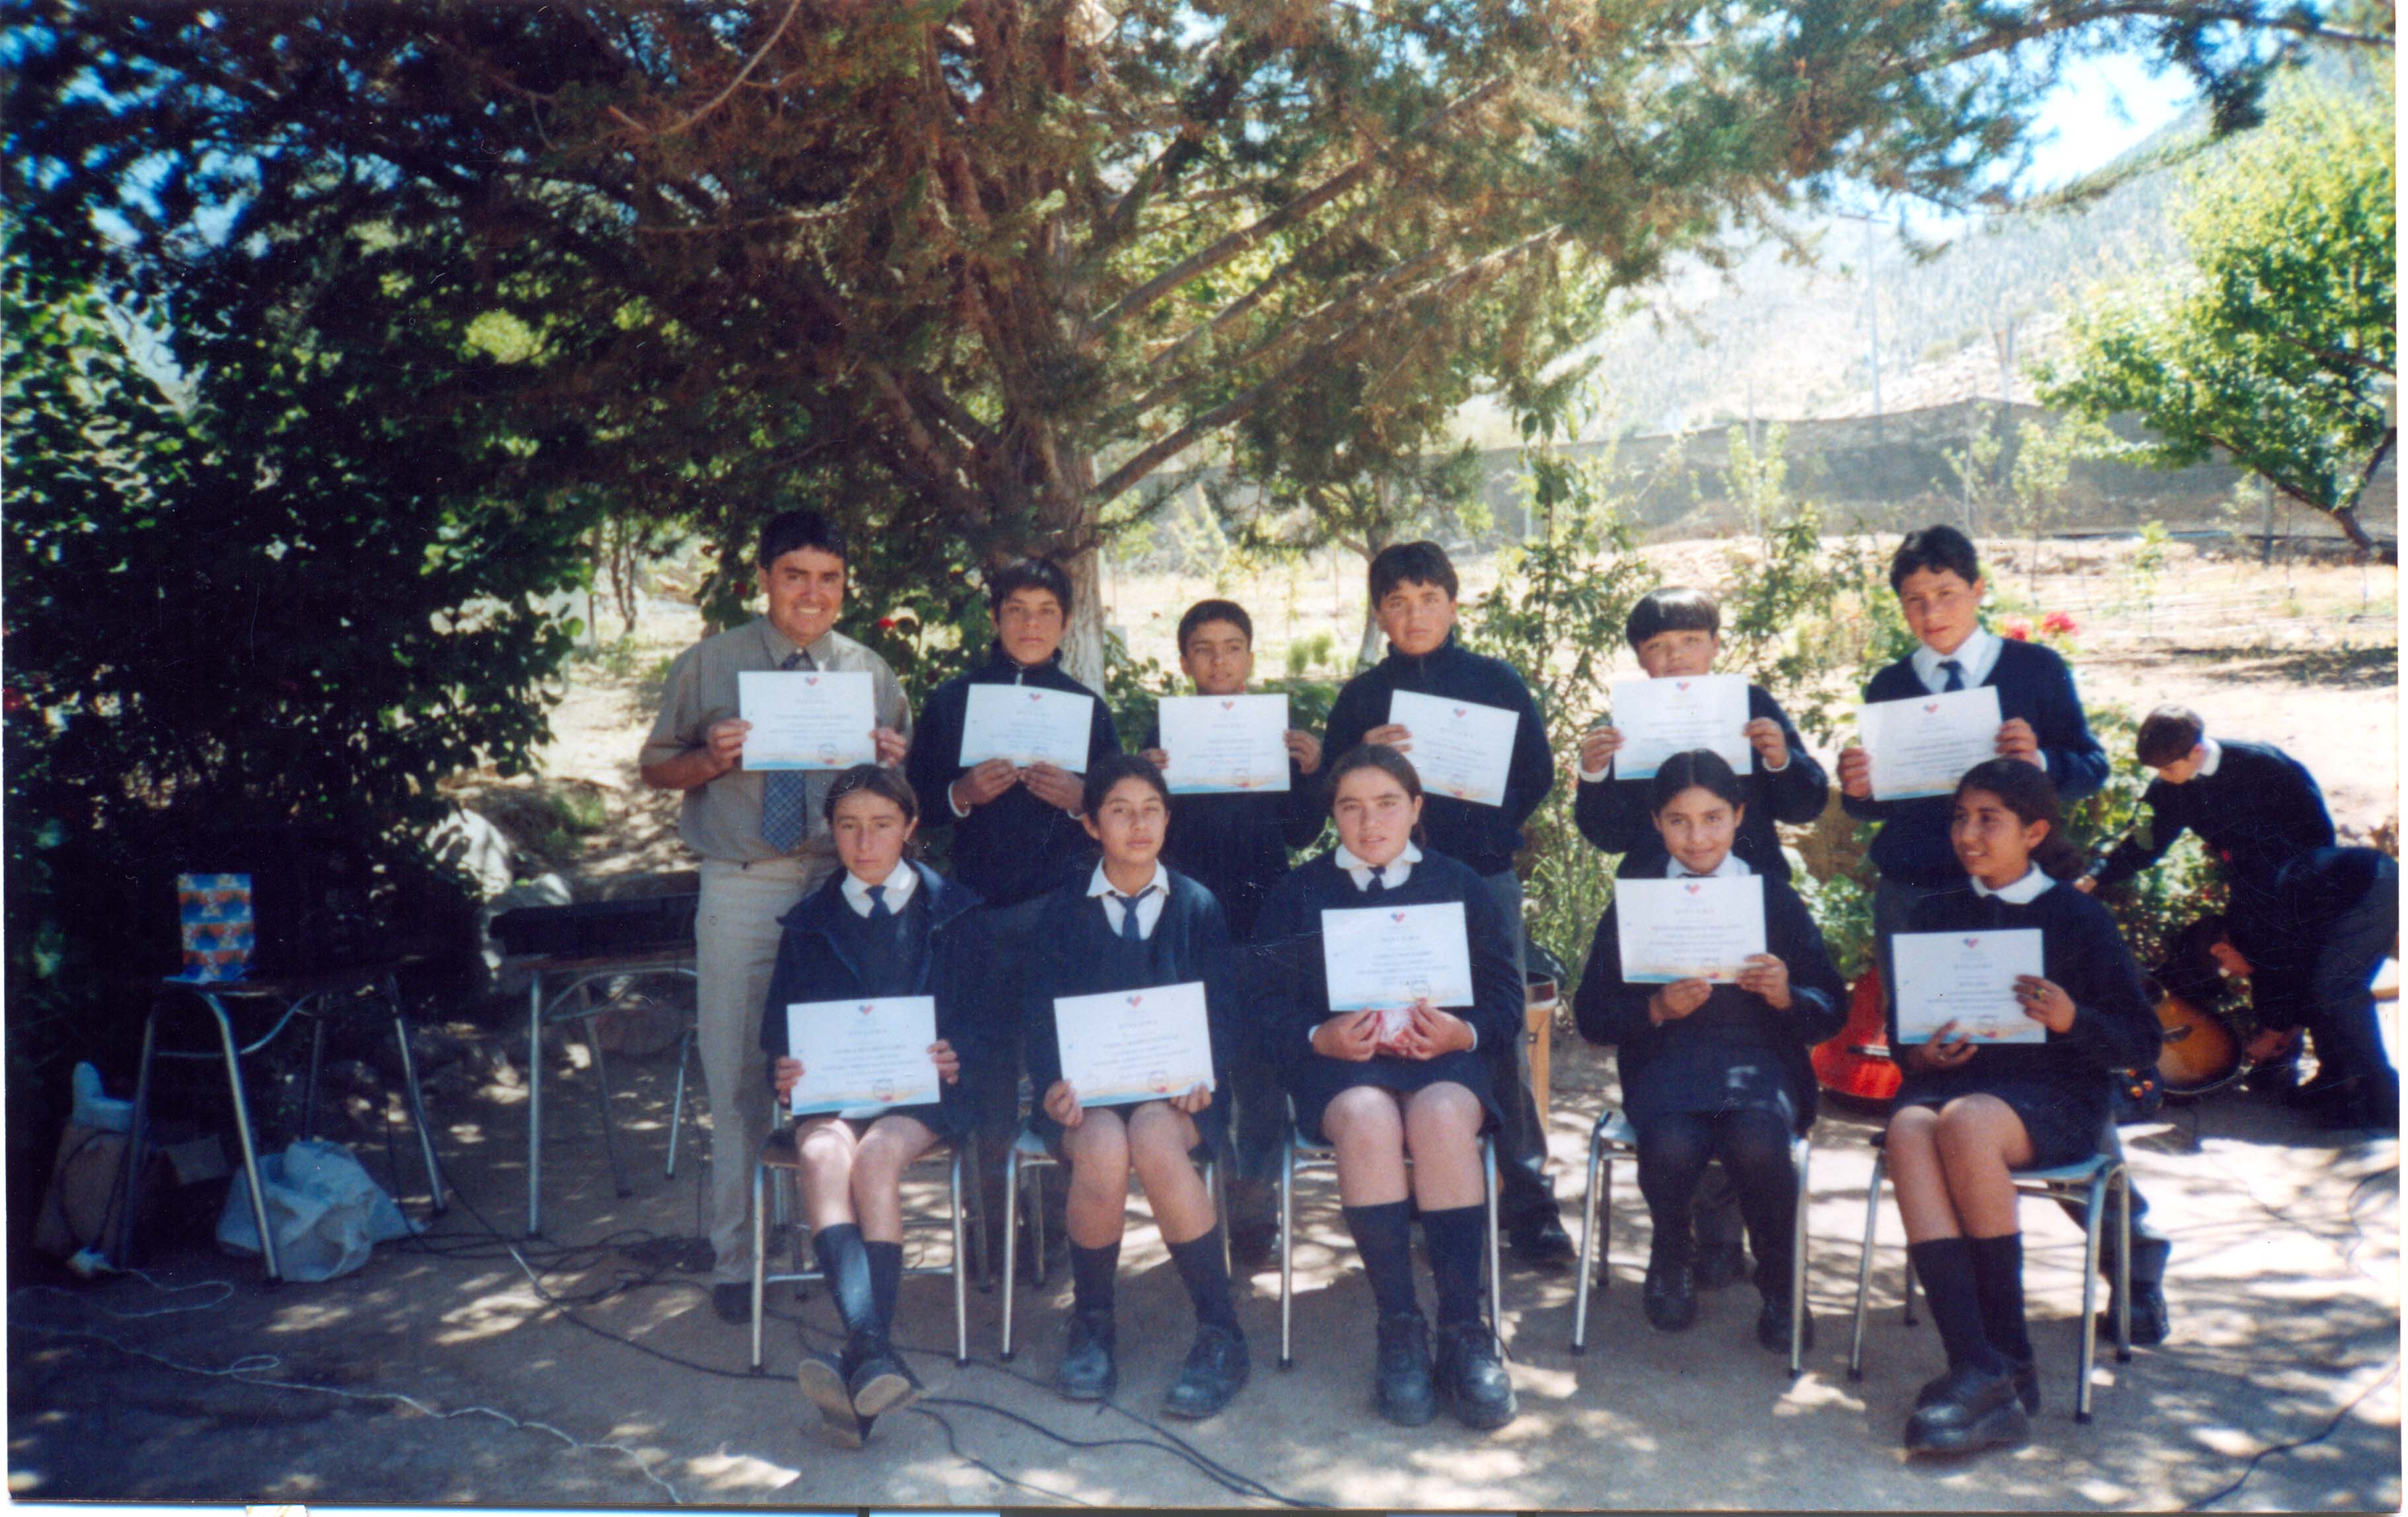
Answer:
[
  {"xmin": 748, "ymin": 1119, "xmax": 979, "ymax": 1372},
  {"xmin": 1277, "ymin": 1121, "xmax": 1502, "ymax": 1368},
  {"xmin": 1571, "ymin": 1108, "xmax": 1813, "ymax": 1374},
  {"xmin": 1847, "ymin": 1136, "xmax": 2132, "ymax": 1421},
  {"xmin": 997, "ymin": 1119, "xmax": 1228, "ymax": 1360}
]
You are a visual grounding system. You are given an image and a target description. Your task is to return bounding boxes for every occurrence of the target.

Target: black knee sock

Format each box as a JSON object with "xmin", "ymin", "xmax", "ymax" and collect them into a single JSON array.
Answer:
[
  {"xmin": 1167, "ymin": 1227, "xmax": 1241, "ymax": 1333},
  {"xmin": 1907, "ymin": 1237, "xmax": 2006, "ymax": 1376},
  {"xmin": 1421, "ymin": 1205, "xmax": 1488, "ymax": 1328},
  {"xmin": 1341, "ymin": 1201, "xmax": 1419, "ymax": 1319},
  {"xmin": 1966, "ymin": 1232, "xmax": 2031, "ymax": 1362},
  {"xmin": 865, "ymin": 1240, "xmax": 903, "ymax": 1339},
  {"xmin": 1069, "ymin": 1240, "xmax": 1120, "ymax": 1316},
  {"xmin": 811, "ymin": 1222, "xmax": 877, "ymax": 1339}
]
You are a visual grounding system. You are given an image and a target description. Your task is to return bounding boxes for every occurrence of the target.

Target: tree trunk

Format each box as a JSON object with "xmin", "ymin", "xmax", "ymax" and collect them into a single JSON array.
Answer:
[
  {"xmin": 1353, "ymin": 505, "xmax": 1396, "ymax": 670},
  {"xmin": 1060, "ymin": 544, "xmax": 1108, "ymax": 691}
]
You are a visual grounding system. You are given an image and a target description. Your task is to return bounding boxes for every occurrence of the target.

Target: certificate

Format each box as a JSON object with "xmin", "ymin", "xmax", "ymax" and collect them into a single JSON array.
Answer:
[
  {"xmin": 1388, "ymin": 690, "xmax": 1518, "ymax": 808},
  {"xmin": 959, "ymin": 684, "xmax": 1097, "ymax": 771},
  {"xmin": 1052, "ymin": 981, "xmax": 1217, "ymax": 1106},
  {"xmin": 1157, "ymin": 693, "xmax": 1290, "ymax": 794},
  {"xmin": 1858, "ymin": 686, "xmax": 2003, "ymax": 800},
  {"xmin": 738, "ymin": 669, "xmax": 878, "ymax": 771},
  {"xmin": 1321, "ymin": 901, "xmax": 1476, "ymax": 1012},
  {"xmin": 785, "ymin": 995, "xmax": 941, "ymax": 1115},
  {"xmin": 1611, "ymin": 673, "xmax": 1753, "ymax": 780},
  {"xmin": 1890, "ymin": 929, "xmax": 2047, "ymax": 1045},
  {"xmin": 1613, "ymin": 876, "xmax": 1767, "ymax": 984}
]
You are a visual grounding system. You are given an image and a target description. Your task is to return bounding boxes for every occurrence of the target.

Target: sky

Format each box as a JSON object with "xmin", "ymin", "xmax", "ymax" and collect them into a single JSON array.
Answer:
[{"xmin": 2021, "ymin": 50, "xmax": 2201, "ymax": 191}]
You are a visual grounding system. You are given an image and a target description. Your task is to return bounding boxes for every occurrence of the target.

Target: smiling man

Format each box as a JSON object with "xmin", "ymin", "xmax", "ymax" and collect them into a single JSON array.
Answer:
[{"xmin": 639, "ymin": 509, "xmax": 912, "ymax": 1322}]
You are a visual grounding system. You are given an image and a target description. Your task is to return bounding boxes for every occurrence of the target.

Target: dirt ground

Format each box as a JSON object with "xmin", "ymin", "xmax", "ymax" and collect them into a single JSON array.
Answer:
[
  {"xmin": 10, "ymin": 532, "xmax": 2395, "ymax": 1509},
  {"xmin": 9, "ymin": 1032, "xmax": 2398, "ymax": 1510}
]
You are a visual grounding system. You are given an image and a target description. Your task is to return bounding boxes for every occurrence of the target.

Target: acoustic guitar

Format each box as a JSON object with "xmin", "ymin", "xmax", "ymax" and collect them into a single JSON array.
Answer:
[
  {"xmin": 2150, "ymin": 981, "xmax": 2245, "ymax": 1098},
  {"xmin": 1811, "ymin": 968, "xmax": 1902, "ymax": 1108}
]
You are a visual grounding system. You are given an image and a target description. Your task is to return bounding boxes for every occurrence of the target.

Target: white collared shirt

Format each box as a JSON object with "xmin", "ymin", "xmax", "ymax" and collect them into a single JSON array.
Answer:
[
  {"xmin": 1969, "ymin": 865, "xmax": 2053, "ymax": 904},
  {"xmin": 2196, "ymin": 738, "xmax": 2223, "ymax": 777},
  {"xmin": 1334, "ymin": 841, "xmax": 1422, "ymax": 892},
  {"xmin": 1664, "ymin": 853, "xmax": 1753, "ymax": 880},
  {"xmin": 1089, "ymin": 861, "xmax": 1172, "ymax": 939},
  {"xmin": 1911, "ymin": 625, "xmax": 2004, "ymax": 694},
  {"xmin": 840, "ymin": 861, "xmax": 918, "ymax": 919}
]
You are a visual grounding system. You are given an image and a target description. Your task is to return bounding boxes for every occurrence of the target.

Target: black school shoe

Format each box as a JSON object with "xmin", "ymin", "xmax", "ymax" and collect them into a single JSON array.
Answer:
[
  {"xmin": 1643, "ymin": 1243, "xmax": 1699, "ymax": 1332},
  {"xmin": 1507, "ymin": 1211, "xmax": 1576, "ymax": 1269},
  {"xmin": 847, "ymin": 1339, "xmax": 923, "ymax": 1420},
  {"xmin": 1161, "ymin": 1323, "xmax": 1250, "ymax": 1420},
  {"xmin": 2095, "ymin": 1279, "xmax": 2171, "ymax": 1347},
  {"xmin": 797, "ymin": 1351, "xmax": 867, "ymax": 1448},
  {"xmin": 1055, "ymin": 1308, "xmax": 1118, "ymax": 1401},
  {"xmin": 1374, "ymin": 1310, "xmax": 1438, "ymax": 1427},
  {"xmin": 1434, "ymin": 1320, "xmax": 1517, "ymax": 1431},
  {"xmin": 1754, "ymin": 1292, "xmax": 1814, "ymax": 1354},
  {"xmin": 711, "ymin": 1281, "xmax": 752, "ymax": 1324},
  {"xmin": 1904, "ymin": 1361, "xmax": 2030, "ymax": 1454}
]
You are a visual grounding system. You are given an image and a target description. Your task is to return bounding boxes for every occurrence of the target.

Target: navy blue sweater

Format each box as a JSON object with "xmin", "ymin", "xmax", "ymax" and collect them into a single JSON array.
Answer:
[
  {"xmin": 906, "ymin": 645, "xmax": 1121, "ymax": 907},
  {"xmin": 1575, "ymin": 682, "xmax": 1829, "ymax": 884},
  {"xmin": 1324, "ymin": 633, "xmax": 1555, "ymax": 877},
  {"xmin": 758, "ymin": 862, "xmax": 1001, "ymax": 1090},
  {"xmin": 1890, "ymin": 878, "xmax": 2158, "ymax": 1125},
  {"xmin": 1144, "ymin": 719, "xmax": 1326, "ymax": 940},
  {"xmin": 1571, "ymin": 870, "xmax": 1849, "ymax": 1129},
  {"xmin": 1018, "ymin": 869, "xmax": 1247, "ymax": 1100},
  {"xmin": 1248, "ymin": 847, "xmax": 1526, "ymax": 1084},
  {"xmin": 2092, "ymin": 740, "xmax": 2334, "ymax": 911},
  {"xmin": 1843, "ymin": 639, "xmax": 2108, "ymax": 888}
]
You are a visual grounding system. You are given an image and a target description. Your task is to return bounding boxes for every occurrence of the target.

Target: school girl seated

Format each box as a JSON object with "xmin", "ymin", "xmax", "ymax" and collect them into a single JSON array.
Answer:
[
  {"xmin": 1250, "ymin": 744, "xmax": 1525, "ymax": 1431},
  {"xmin": 1570, "ymin": 749, "xmax": 1847, "ymax": 1349},
  {"xmin": 758, "ymin": 765, "xmax": 999, "ymax": 1448},
  {"xmin": 1884, "ymin": 758, "xmax": 2156, "ymax": 1454},
  {"xmin": 1018, "ymin": 752, "xmax": 1250, "ymax": 1420}
]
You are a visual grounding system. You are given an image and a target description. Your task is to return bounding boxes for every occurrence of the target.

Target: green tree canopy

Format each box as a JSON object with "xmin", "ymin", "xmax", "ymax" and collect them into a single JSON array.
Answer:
[{"xmin": 2038, "ymin": 68, "xmax": 2396, "ymax": 557}]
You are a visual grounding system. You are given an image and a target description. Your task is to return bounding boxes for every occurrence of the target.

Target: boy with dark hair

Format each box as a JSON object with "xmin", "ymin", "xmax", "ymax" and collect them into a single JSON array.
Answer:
[
  {"xmin": 640, "ymin": 507, "xmax": 913, "ymax": 1321},
  {"xmin": 906, "ymin": 555, "xmax": 1121, "ymax": 1260},
  {"xmin": 1140, "ymin": 598, "xmax": 1327, "ymax": 1262},
  {"xmin": 1323, "ymin": 540, "xmax": 1570, "ymax": 1265},
  {"xmin": 2076, "ymin": 707, "xmax": 2378, "ymax": 1119},
  {"xmin": 1834, "ymin": 526, "xmax": 2174, "ymax": 1341},
  {"xmin": 1573, "ymin": 584, "xmax": 1829, "ymax": 1288}
]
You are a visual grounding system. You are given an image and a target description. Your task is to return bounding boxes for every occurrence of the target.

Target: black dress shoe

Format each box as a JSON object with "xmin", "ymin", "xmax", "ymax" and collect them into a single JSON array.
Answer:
[
  {"xmin": 1229, "ymin": 1217, "xmax": 1279, "ymax": 1273},
  {"xmin": 1162, "ymin": 1323, "xmax": 1250, "ymax": 1420},
  {"xmin": 1643, "ymin": 1248, "xmax": 1699, "ymax": 1332},
  {"xmin": 1055, "ymin": 1308, "xmax": 1117, "ymax": 1401},
  {"xmin": 797, "ymin": 1351, "xmax": 866, "ymax": 1447},
  {"xmin": 1508, "ymin": 1212, "xmax": 1576, "ymax": 1269},
  {"xmin": 711, "ymin": 1282, "xmax": 752, "ymax": 1324},
  {"xmin": 1434, "ymin": 1320, "xmax": 1517, "ymax": 1430},
  {"xmin": 1903, "ymin": 1360, "xmax": 2029, "ymax": 1454},
  {"xmin": 2096, "ymin": 1279, "xmax": 2170, "ymax": 1347},
  {"xmin": 1695, "ymin": 1238, "xmax": 1750, "ymax": 1290},
  {"xmin": 1754, "ymin": 1293, "xmax": 1814, "ymax": 1353},
  {"xmin": 848, "ymin": 1339, "xmax": 922, "ymax": 1419},
  {"xmin": 1374, "ymin": 1310, "xmax": 1437, "ymax": 1427}
]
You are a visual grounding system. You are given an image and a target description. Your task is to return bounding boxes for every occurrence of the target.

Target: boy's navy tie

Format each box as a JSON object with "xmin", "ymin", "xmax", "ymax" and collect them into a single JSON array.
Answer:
[
  {"xmin": 1938, "ymin": 658, "xmax": 1965, "ymax": 692},
  {"xmin": 866, "ymin": 884, "xmax": 892, "ymax": 921},
  {"xmin": 1110, "ymin": 892, "xmax": 1147, "ymax": 942},
  {"xmin": 759, "ymin": 649, "xmax": 813, "ymax": 849}
]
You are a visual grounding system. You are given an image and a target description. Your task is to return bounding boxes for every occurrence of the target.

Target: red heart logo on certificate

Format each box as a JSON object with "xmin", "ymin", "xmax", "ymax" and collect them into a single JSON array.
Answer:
[
  {"xmin": 1676, "ymin": 681, "xmax": 1691, "ymax": 691},
  {"xmin": 1685, "ymin": 883, "xmax": 1703, "ymax": 895},
  {"xmin": 1452, "ymin": 707, "xmax": 1468, "ymax": 718},
  {"xmin": 1125, "ymin": 994, "xmax": 1143, "ymax": 1006},
  {"xmin": 1390, "ymin": 911, "xmax": 1407, "ymax": 923},
  {"xmin": 1028, "ymin": 692, "xmax": 1044, "ymax": 703},
  {"xmin": 804, "ymin": 675, "xmax": 819, "ymax": 686},
  {"xmin": 1220, "ymin": 699, "xmax": 1235, "ymax": 709},
  {"xmin": 1925, "ymin": 702, "xmax": 1940, "ymax": 713},
  {"xmin": 859, "ymin": 1003, "xmax": 876, "ymax": 1014},
  {"xmin": 1964, "ymin": 937, "xmax": 1980, "ymax": 948}
]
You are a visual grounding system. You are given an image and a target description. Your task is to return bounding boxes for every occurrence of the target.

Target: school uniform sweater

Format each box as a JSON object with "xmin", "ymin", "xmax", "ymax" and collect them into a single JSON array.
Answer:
[
  {"xmin": 1842, "ymin": 638, "xmax": 2108, "ymax": 888},
  {"xmin": 1143, "ymin": 718, "xmax": 1326, "ymax": 940},
  {"xmin": 2092, "ymin": 739, "xmax": 2335, "ymax": 912},
  {"xmin": 1323, "ymin": 632, "xmax": 1555, "ymax": 878},
  {"xmin": 1018, "ymin": 868, "xmax": 1247, "ymax": 1149},
  {"xmin": 905, "ymin": 644, "xmax": 1121, "ymax": 907},
  {"xmin": 1889, "ymin": 876, "xmax": 2158, "ymax": 1162},
  {"xmin": 1249, "ymin": 847, "xmax": 1526, "ymax": 1134},
  {"xmin": 1574, "ymin": 682, "xmax": 1829, "ymax": 884},
  {"xmin": 758, "ymin": 861, "xmax": 999, "ymax": 1136},
  {"xmin": 1571, "ymin": 868, "xmax": 1848, "ymax": 1131}
]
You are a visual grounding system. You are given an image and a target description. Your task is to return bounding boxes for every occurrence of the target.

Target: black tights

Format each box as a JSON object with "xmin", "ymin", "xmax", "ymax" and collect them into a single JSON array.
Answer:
[{"xmin": 1635, "ymin": 1108, "xmax": 1798, "ymax": 1288}]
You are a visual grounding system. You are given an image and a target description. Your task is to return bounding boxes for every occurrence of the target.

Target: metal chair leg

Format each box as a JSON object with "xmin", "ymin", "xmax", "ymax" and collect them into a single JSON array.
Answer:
[
  {"xmin": 1000, "ymin": 1143, "xmax": 1022, "ymax": 1360},
  {"xmin": 303, "ymin": 1019, "xmax": 327, "ymax": 1143},
  {"xmin": 950, "ymin": 1143, "xmax": 970, "ymax": 1366},
  {"xmin": 2115, "ymin": 1168, "xmax": 2134, "ymax": 1362},
  {"xmin": 526, "ymin": 971, "xmax": 546, "ymax": 1237},
  {"xmin": 1572, "ymin": 1122, "xmax": 1606, "ymax": 1353},
  {"xmin": 1848, "ymin": 1153, "xmax": 1884, "ymax": 1382},
  {"xmin": 581, "ymin": 1006, "xmax": 632, "ymax": 1199},
  {"xmin": 750, "ymin": 1161, "xmax": 768, "ymax": 1372},
  {"xmin": 209, "ymin": 993, "xmax": 282, "ymax": 1282},
  {"xmin": 665, "ymin": 1024, "xmax": 694, "ymax": 1180},
  {"xmin": 1279, "ymin": 1134, "xmax": 1296, "ymax": 1370},
  {"xmin": 1790, "ymin": 1137, "xmax": 1811, "ymax": 1378},
  {"xmin": 1484, "ymin": 1137, "xmax": 1503, "ymax": 1358},
  {"xmin": 386, "ymin": 982, "xmax": 448, "ymax": 1213},
  {"xmin": 112, "ymin": 1008, "xmax": 164, "ymax": 1271}
]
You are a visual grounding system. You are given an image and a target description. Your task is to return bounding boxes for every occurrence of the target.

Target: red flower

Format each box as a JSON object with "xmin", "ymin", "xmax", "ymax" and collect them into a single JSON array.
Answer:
[
  {"xmin": 2041, "ymin": 611, "xmax": 2078, "ymax": 635},
  {"xmin": 874, "ymin": 616, "xmax": 898, "ymax": 631},
  {"xmin": 2, "ymin": 688, "xmax": 25, "ymax": 717},
  {"xmin": 2001, "ymin": 616, "xmax": 2032, "ymax": 641}
]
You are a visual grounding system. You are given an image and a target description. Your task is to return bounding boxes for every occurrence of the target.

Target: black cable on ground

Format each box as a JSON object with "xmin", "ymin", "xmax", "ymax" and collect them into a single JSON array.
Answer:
[{"xmin": 2184, "ymin": 1358, "xmax": 2400, "ymax": 1512}]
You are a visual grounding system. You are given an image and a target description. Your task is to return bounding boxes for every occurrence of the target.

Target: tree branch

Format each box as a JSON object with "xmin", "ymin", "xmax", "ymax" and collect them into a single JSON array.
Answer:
[{"xmin": 611, "ymin": 0, "xmax": 804, "ymax": 141}]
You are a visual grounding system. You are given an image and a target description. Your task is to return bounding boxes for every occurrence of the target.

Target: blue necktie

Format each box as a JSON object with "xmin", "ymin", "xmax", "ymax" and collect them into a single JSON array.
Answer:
[
  {"xmin": 759, "ymin": 650, "xmax": 812, "ymax": 850},
  {"xmin": 865, "ymin": 884, "xmax": 892, "ymax": 921},
  {"xmin": 1938, "ymin": 658, "xmax": 1965, "ymax": 693},
  {"xmin": 1363, "ymin": 871, "xmax": 1387, "ymax": 896},
  {"xmin": 1110, "ymin": 892, "xmax": 1147, "ymax": 942}
]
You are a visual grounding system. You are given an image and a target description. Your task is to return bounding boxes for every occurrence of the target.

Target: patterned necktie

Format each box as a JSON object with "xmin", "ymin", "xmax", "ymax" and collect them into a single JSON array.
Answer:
[
  {"xmin": 759, "ymin": 649, "xmax": 813, "ymax": 850},
  {"xmin": 865, "ymin": 884, "xmax": 892, "ymax": 921},
  {"xmin": 1938, "ymin": 658, "xmax": 1965, "ymax": 693},
  {"xmin": 1110, "ymin": 892, "xmax": 1147, "ymax": 942}
]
